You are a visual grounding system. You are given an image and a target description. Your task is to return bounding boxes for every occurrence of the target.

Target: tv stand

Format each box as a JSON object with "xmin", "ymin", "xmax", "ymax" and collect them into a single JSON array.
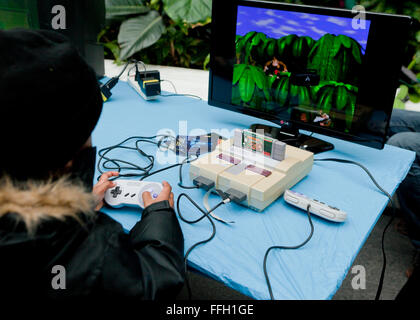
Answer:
[{"xmin": 250, "ymin": 123, "xmax": 334, "ymax": 154}]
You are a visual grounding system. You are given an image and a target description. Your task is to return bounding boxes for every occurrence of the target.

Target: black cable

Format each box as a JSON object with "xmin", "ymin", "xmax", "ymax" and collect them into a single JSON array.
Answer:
[
  {"xmin": 97, "ymin": 134, "xmax": 184, "ymax": 180},
  {"xmin": 97, "ymin": 135, "xmax": 163, "ymax": 180},
  {"xmin": 128, "ymin": 64, "xmax": 203, "ymax": 100},
  {"xmin": 116, "ymin": 60, "xmax": 132, "ymax": 79},
  {"xmin": 177, "ymin": 154, "xmax": 200, "ymax": 189},
  {"xmin": 176, "ymin": 193, "xmax": 227, "ymax": 299},
  {"xmin": 314, "ymin": 157, "xmax": 395, "ymax": 300},
  {"xmin": 97, "ymin": 135, "xmax": 203, "ymax": 190},
  {"xmin": 139, "ymin": 163, "xmax": 181, "ymax": 181},
  {"xmin": 263, "ymin": 204, "xmax": 314, "ymax": 300},
  {"xmin": 136, "ymin": 60, "xmax": 147, "ymax": 72},
  {"xmin": 98, "ymin": 133, "xmax": 229, "ymax": 301}
]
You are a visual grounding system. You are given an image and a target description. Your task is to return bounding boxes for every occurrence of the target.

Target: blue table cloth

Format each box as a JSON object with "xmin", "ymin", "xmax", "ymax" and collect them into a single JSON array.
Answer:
[{"xmin": 92, "ymin": 80, "xmax": 415, "ymax": 300}]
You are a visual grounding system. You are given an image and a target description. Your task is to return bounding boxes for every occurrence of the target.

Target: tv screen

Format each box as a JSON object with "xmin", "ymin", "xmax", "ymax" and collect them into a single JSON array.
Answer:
[
  {"xmin": 233, "ymin": 6, "xmax": 371, "ymax": 134},
  {"xmin": 209, "ymin": 0, "xmax": 414, "ymax": 149}
]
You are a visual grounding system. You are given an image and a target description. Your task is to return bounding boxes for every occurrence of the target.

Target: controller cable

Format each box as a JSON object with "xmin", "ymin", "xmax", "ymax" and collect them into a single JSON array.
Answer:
[
  {"xmin": 314, "ymin": 157, "xmax": 395, "ymax": 300},
  {"xmin": 97, "ymin": 135, "xmax": 203, "ymax": 188},
  {"xmin": 264, "ymin": 157, "xmax": 392, "ymax": 300},
  {"xmin": 97, "ymin": 135, "xmax": 177, "ymax": 180},
  {"xmin": 176, "ymin": 192, "xmax": 231, "ymax": 300},
  {"xmin": 97, "ymin": 134, "xmax": 199, "ymax": 183},
  {"xmin": 99, "ymin": 136, "xmax": 394, "ymax": 300},
  {"xmin": 98, "ymin": 135, "xmax": 230, "ymax": 300},
  {"xmin": 263, "ymin": 204, "xmax": 314, "ymax": 300}
]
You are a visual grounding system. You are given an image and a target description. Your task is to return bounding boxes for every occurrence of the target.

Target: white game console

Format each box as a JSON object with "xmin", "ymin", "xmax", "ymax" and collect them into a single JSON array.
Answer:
[
  {"xmin": 189, "ymin": 129, "xmax": 313, "ymax": 211},
  {"xmin": 284, "ymin": 189, "xmax": 347, "ymax": 222},
  {"xmin": 104, "ymin": 179, "xmax": 163, "ymax": 209}
]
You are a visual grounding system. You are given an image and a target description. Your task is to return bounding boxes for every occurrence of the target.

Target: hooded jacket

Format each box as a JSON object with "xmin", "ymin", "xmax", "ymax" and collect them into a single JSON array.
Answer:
[{"xmin": 0, "ymin": 175, "xmax": 185, "ymax": 300}]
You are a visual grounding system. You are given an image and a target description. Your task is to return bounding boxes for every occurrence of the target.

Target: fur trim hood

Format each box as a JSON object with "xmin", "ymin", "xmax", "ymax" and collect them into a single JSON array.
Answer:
[{"xmin": 0, "ymin": 177, "xmax": 96, "ymax": 232}]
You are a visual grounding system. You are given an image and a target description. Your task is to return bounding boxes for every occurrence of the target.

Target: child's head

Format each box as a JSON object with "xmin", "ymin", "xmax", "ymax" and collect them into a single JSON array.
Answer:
[{"xmin": 0, "ymin": 28, "xmax": 103, "ymax": 181}]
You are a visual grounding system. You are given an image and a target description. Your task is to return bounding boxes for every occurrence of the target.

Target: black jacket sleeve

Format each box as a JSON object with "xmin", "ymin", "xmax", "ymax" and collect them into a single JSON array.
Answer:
[
  {"xmin": 61, "ymin": 201, "xmax": 185, "ymax": 299},
  {"xmin": 99, "ymin": 201, "xmax": 185, "ymax": 299}
]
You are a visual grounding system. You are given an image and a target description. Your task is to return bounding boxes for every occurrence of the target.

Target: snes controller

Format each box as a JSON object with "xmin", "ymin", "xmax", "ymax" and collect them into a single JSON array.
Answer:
[
  {"xmin": 104, "ymin": 179, "xmax": 163, "ymax": 209},
  {"xmin": 284, "ymin": 189, "xmax": 347, "ymax": 222}
]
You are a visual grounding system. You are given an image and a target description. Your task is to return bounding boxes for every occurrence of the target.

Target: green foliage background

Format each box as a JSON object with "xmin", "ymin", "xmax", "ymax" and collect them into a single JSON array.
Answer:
[
  {"xmin": 99, "ymin": 0, "xmax": 419, "ymax": 103},
  {"xmin": 99, "ymin": 0, "xmax": 212, "ymax": 68}
]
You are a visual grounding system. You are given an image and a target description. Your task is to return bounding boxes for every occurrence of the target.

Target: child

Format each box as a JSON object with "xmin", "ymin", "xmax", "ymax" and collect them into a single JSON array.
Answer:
[{"xmin": 0, "ymin": 28, "xmax": 184, "ymax": 300}]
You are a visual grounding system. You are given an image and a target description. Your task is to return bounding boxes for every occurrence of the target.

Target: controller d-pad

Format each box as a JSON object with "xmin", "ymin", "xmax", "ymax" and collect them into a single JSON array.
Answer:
[{"xmin": 110, "ymin": 186, "xmax": 122, "ymax": 198}]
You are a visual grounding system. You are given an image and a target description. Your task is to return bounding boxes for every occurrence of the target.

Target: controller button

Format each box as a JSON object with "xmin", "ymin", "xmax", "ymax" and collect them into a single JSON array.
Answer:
[
  {"xmin": 110, "ymin": 186, "xmax": 122, "ymax": 198},
  {"xmin": 124, "ymin": 193, "xmax": 129, "ymax": 197},
  {"xmin": 131, "ymin": 194, "xmax": 136, "ymax": 197},
  {"xmin": 328, "ymin": 205, "xmax": 339, "ymax": 210},
  {"xmin": 152, "ymin": 193, "xmax": 158, "ymax": 199},
  {"xmin": 320, "ymin": 209, "xmax": 335, "ymax": 219},
  {"xmin": 287, "ymin": 195, "xmax": 299, "ymax": 204}
]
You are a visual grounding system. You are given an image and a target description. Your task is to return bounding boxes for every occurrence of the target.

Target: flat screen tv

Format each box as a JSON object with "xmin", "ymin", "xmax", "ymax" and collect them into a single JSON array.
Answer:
[{"xmin": 209, "ymin": 0, "xmax": 414, "ymax": 152}]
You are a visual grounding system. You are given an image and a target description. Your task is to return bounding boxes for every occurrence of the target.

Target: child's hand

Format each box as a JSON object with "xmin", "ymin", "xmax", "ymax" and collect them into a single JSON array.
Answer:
[
  {"xmin": 93, "ymin": 171, "xmax": 119, "ymax": 211},
  {"xmin": 142, "ymin": 181, "xmax": 174, "ymax": 209}
]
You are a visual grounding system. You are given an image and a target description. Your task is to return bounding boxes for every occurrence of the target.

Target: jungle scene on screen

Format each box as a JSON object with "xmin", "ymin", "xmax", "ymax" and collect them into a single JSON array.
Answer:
[{"xmin": 232, "ymin": 7, "xmax": 371, "ymax": 132}]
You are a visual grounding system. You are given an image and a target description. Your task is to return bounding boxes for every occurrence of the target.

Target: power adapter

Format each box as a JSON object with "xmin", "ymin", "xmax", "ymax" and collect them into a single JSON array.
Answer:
[
  {"xmin": 99, "ymin": 77, "xmax": 119, "ymax": 102},
  {"xmin": 128, "ymin": 69, "xmax": 161, "ymax": 100}
]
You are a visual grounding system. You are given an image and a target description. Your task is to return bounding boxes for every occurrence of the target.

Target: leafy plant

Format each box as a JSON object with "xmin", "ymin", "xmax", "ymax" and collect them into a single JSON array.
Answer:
[
  {"xmin": 308, "ymin": 34, "xmax": 362, "ymax": 85},
  {"xmin": 269, "ymin": 73, "xmax": 311, "ymax": 110},
  {"xmin": 232, "ymin": 64, "xmax": 270, "ymax": 110},
  {"xmin": 163, "ymin": 0, "xmax": 212, "ymax": 23},
  {"xmin": 312, "ymin": 81, "xmax": 358, "ymax": 130},
  {"xmin": 98, "ymin": 0, "xmax": 212, "ymax": 68},
  {"xmin": 233, "ymin": 31, "xmax": 361, "ymax": 129},
  {"xmin": 283, "ymin": 0, "xmax": 420, "ymax": 106},
  {"xmin": 271, "ymin": 74, "xmax": 291, "ymax": 107},
  {"xmin": 293, "ymin": 0, "xmax": 420, "ymax": 105},
  {"xmin": 393, "ymin": 84, "xmax": 409, "ymax": 109},
  {"xmin": 117, "ymin": 10, "xmax": 165, "ymax": 60}
]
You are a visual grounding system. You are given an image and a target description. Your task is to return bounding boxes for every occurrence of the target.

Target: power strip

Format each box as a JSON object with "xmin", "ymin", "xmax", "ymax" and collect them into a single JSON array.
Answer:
[{"xmin": 127, "ymin": 74, "xmax": 160, "ymax": 100}]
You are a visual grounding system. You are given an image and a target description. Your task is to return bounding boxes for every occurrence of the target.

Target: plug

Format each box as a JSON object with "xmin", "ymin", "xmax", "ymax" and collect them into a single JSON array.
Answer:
[
  {"xmin": 193, "ymin": 176, "xmax": 215, "ymax": 191},
  {"xmin": 99, "ymin": 77, "xmax": 119, "ymax": 102},
  {"xmin": 225, "ymin": 188, "xmax": 247, "ymax": 204}
]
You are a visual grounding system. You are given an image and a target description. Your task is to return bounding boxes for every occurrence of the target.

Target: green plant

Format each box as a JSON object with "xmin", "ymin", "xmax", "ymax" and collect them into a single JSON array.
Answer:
[
  {"xmin": 233, "ymin": 31, "xmax": 360, "ymax": 129},
  {"xmin": 98, "ymin": 0, "xmax": 212, "ymax": 68},
  {"xmin": 232, "ymin": 64, "xmax": 270, "ymax": 110},
  {"xmin": 312, "ymin": 81, "xmax": 358, "ymax": 130},
  {"xmin": 308, "ymin": 34, "xmax": 362, "ymax": 85},
  {"xmin": 285, "ymin": 0, "xmax": 420, "ymax": 105}
]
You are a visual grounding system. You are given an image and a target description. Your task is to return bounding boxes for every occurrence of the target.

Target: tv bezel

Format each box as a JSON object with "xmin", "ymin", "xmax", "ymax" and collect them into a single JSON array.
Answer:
[{"xmin": 208, "ymin": 0, "xmax": 414, "ymax": 149}]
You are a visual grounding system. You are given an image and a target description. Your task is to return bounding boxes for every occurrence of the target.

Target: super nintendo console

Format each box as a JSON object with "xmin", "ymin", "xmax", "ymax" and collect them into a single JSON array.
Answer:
[{"xmin": 190, "ymin": 129, "xmax": 313, "ymax": 211}]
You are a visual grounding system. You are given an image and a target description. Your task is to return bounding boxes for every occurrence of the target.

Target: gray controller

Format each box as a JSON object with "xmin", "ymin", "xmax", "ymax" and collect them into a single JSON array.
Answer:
[
  {"xmin": 284, "ymin": 189, "xmax": 347, "ymax": 222},
  {"xmin": 104, "ymin": 179, "xmax": 163, "ymax": 209}
]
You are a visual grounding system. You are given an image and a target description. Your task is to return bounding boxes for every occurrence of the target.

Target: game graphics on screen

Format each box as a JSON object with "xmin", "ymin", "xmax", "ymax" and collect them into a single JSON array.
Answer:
[{"xmin": 232, "ymin": 6, "xmax": 371, "ymax": 133}]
